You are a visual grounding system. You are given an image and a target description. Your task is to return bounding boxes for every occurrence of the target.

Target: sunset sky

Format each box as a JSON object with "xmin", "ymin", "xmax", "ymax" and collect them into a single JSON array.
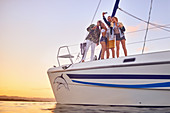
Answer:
[{"xmin": 0, "ymin": 0, "xmax": 170, "ymax": 98}]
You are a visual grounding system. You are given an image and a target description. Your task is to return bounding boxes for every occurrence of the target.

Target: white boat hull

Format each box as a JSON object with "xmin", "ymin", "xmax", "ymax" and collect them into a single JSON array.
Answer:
[{"xmin": 48, "ymin": 51, "xmax": 170, "ymax": 106}]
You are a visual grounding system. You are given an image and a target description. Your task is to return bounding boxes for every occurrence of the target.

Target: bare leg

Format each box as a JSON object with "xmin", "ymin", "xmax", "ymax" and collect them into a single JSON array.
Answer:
[
  {"xmin": 106, "ymin": 48, "xmax": 110, "ymax": 59},
  {"xmin": 100, "ymin": 41, "xmax": 106, "ymax": 59},
  {"xmin": 106, "ymin": 38, "xmax": 110, "ymax": 59},
  {"xmin": 116, "ymin": 40, "xmax": 120, "ymax": 58},
  {"xmin": 111, "ymin": 48, "xmax": 115, "ymax": 58},
  {"xmin": 121, "ymin": 39, "xmax": 127, "ymax": 56}
]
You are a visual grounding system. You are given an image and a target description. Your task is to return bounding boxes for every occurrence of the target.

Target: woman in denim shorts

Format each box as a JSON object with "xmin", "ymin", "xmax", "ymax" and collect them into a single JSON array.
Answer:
[
  {"xmin": 113, "ymin": 17, "xmax": 127, "ymax": 58},
  {"xmin": 99, "ymin": 21, "xmax": 107, "ymax": 59}
]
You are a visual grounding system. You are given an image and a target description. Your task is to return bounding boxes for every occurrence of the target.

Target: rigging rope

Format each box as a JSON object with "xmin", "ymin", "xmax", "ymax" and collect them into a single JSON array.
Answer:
[
  {"xmin": 90, "ymin": 0, "xmax": 102, "ymax": 24},
  {"xmin": 118, "ymin": 8, "xmax": 170, "ymax": 32},
  {"xmin": 142, "ymin": 0, "xmax": 153, "ymax": 54},
  {"xmin": 127, "ymin": 36, "xmax": 170, "ymax": 45},
  {"xmin": 126, "ymin": 24, "xmax": 170, "ymax": 34}
]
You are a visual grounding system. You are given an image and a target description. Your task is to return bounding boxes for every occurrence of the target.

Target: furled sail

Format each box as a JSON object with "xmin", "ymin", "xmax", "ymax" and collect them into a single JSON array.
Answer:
[{"xmin": 111, "ymin": 0, "xmax": 120, "ymax": 17}]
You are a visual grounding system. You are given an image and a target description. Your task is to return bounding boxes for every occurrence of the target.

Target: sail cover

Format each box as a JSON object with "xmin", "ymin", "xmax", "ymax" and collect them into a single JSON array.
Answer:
[{"xmin": 111, "ymin": 0, "xmax": 120, "ymax": 17}]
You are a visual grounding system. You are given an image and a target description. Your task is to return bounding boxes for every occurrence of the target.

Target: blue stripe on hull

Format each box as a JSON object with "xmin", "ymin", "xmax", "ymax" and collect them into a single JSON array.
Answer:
[
  {"xmin": 68, "ymin": 74, "xmax": 170, "ymax": 79},
  {"xmin": 72, "ymin": 80, "xmax": 170, "ymax": 88}
]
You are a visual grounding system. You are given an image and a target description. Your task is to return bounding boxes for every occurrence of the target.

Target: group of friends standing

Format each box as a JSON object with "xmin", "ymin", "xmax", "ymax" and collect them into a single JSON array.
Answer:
[{"xmin": 82, "ymin": 12, "xmax": 127, "ymax": 62}]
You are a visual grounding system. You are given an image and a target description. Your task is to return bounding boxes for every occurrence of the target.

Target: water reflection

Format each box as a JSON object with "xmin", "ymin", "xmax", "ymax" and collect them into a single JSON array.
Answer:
[
  {"xmin": 52, "ymin": 104, "xmax": 170, "ymax": 113},
  {"xmin": 1, "ymin": 101, "xmax": 170, "ymax": 113},
  {"xmin": 0, "ymin": 101, "xmax": 56, "ymax": 113}
]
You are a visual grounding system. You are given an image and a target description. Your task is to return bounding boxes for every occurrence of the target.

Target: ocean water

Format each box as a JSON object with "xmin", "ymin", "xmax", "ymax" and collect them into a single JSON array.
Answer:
[{"xmin": 1, "ymin": 101, "xmax": 170, "ymax": 113}]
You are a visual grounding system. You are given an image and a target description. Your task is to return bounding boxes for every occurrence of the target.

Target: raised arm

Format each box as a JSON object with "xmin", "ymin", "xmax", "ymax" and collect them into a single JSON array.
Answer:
[{"xmin": 102, "ymin": 12, "xmax": 110, "ymax": 27}]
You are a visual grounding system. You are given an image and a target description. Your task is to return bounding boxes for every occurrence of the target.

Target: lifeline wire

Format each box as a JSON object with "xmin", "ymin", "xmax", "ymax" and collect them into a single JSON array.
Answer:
[{"xmin": 126, "ymin": 24, "xmax": 170, "ymax": 34}]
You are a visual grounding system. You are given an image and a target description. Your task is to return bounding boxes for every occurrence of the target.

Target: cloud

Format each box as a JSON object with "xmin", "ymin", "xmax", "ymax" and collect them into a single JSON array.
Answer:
[
  {"xmin": 126, "ymin": 26, "xmax": 140, "ymax": 33},
  {"xmin": 126, "ymin": 23, "xmax": 145, "ymax": 33},
  {"xmin": 125, "ymin": 23, "xmax": 146, "ymax": 40}
]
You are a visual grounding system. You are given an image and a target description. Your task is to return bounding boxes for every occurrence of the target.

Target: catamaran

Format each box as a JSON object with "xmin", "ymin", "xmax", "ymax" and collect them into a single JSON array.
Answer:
[{"xmin": 47, "ymin": 0, "xmax": 170, "ymax": 106}]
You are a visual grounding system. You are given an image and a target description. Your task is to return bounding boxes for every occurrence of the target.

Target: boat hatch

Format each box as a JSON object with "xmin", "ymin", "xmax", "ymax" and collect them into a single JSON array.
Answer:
[{"xmin": 123, "ymin": 58, "xmax": 136, "ymax": 63}]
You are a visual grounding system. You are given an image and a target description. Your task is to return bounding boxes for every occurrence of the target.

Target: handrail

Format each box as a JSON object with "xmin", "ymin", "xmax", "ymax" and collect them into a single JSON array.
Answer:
[{"xmin": 57, "ymin": 46, "xmax": 73, "ymax": 67}]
